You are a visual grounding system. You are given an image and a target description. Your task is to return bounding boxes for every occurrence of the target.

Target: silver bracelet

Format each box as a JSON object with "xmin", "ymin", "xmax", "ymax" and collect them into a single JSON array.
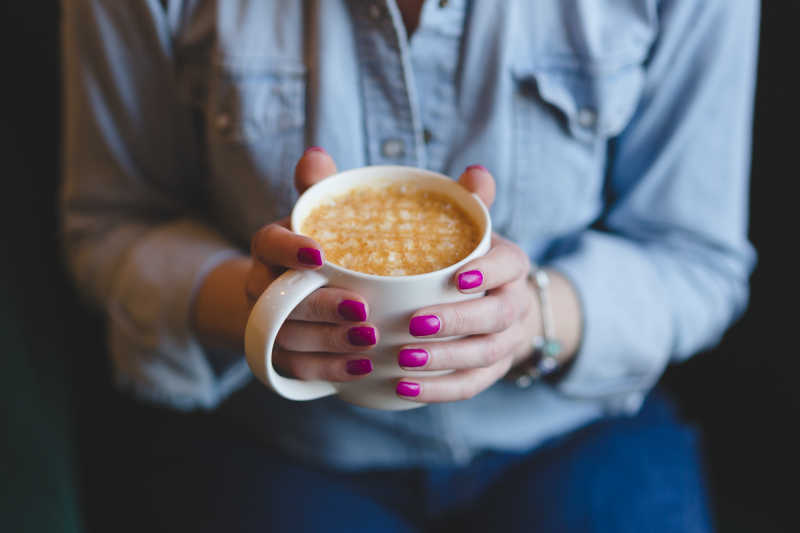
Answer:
[{"xmin": 514, "ymin": 268, "xmax": 564, "ymax": 388}]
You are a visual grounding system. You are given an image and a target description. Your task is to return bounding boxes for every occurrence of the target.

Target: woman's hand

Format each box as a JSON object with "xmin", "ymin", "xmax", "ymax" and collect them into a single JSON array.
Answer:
[
  {"xmin": 393, "ymin": 167, "xmax": 583, "ymax": 403},
  {"xmin": 192, "ymin": 147, "xmax": 379, "ymax": 382}
]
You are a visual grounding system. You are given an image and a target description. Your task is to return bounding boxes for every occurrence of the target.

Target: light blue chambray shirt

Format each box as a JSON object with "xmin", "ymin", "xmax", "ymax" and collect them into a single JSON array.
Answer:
[{"xmin": 61, "ymin": 0, "xmax": 758, "ymax": 469}]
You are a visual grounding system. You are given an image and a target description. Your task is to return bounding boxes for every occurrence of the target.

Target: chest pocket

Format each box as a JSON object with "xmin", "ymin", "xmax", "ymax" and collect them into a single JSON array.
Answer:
[
  {"xmin": 204, "ymin": 57, "xmax": 307, "ymax": 235},
  {"xmin": 509, "ymin": 57, "xmax": 646, "ymax": 244}
]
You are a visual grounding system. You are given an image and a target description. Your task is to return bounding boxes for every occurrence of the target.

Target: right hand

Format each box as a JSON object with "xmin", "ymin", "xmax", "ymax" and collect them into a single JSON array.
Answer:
[{"xmin": 246, "ymin": 147, "xmax": 379, "ymax": 381}]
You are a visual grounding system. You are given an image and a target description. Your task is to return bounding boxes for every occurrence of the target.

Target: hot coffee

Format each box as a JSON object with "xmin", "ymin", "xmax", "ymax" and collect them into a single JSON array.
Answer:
[{"xmin": 301, "ymin": 182, "xmax": 480, "ymax": 276}]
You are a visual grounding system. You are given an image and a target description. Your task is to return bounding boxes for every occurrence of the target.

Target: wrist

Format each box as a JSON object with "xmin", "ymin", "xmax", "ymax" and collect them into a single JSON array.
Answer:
[
  {"xmin": 191, "ymin": 254, "xmax": 253, "ymax": 353},
  {"xmin": 510, "ymin": 267, "xmax": 583, "ymax": 387}
]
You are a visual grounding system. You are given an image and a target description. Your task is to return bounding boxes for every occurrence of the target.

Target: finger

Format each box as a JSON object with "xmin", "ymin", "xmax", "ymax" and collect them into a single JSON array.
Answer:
[
  {"xmin": 453, "ymin": 234, "xmax": 531, "ymax": 293},
  {"xmin": 273, "ymin": 348, "xmax": 374, "ymax": 382},
  {"xmin": 457, "ymin": 164, "xmax": 496, "ymax": 208},
  {"xmin": 251, "ymin": 223, "xmax": 324, "ymax": 269},
  {"xmin": 245, "ymin": 260, "xmax": 272, "ymax": 302},
  {"xmin": 398, "ymin": 322, "xmax": 526, "ymax": 371},
  {"xmin": 395, "ymin": 356, "xmax": 513, "ymax": 403},
  {"xmin": 294, "ymin": 146, "xmax": 338, "ymax": 194},
  {"xmin": 288, "ymin": 287, "xmax": 369, "ymax": 323},
  {"xmin": 276, "ymin": 321, "xmax": 378, "ymax": 352},
  {"xmin": 408, "ymin": 282, "xmax": 528, "ymax": 338}
]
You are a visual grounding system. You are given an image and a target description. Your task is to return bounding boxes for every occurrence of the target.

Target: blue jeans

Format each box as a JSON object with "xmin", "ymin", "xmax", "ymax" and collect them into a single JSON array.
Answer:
[{"xmin": 120, "ymin": 388, "xmax": 712, "ymax": 532}]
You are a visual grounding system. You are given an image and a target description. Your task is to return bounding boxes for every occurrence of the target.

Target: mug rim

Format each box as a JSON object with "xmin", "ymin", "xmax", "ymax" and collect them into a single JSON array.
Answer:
[{"xmin": 290, "ymin": 165, "xmax": 492, "ymax": 283}]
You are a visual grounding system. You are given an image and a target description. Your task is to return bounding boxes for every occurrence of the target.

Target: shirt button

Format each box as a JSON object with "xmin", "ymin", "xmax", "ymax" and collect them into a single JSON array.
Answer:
[
  {"xmin": 577, "ymin": 107, "xmax": 597, "ymax": 128},
  {"xmin": 624, "ymin": 392, "xmax": 644, "ymax": 413},
  {"xmin": 438, "ymin": 0, "xmax": 449, "ymax": 7},
  {"xmin": 423, "ymin": 128, "xmax": 433, "ymax": 144},
  {"xmin": 368, "ymin": 4, "xmax": 382, "ymax": 20},
  {"xmin": 381, "ymin": 138, "xmax": 406, "ymax": 159},
  {"xmin": 215, "ymin": 113, "xmax": 231, "ymax": 132}
]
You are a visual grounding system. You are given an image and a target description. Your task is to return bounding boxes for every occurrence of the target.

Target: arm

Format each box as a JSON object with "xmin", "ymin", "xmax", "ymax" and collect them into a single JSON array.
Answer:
[
  {"xmin": 387, "ymin": 0, "xmax": 757, "ymax": 408},
  {"xmin": 61, "ymin": 0, "xmax": 242, "ymax": 408},
  {"xmin": 547, "ymin": 0, "xmax": 759, "ymax": 408},
  {"xmin": 62, "ymin": 2, "xmax": 379, "ymax": 407}
]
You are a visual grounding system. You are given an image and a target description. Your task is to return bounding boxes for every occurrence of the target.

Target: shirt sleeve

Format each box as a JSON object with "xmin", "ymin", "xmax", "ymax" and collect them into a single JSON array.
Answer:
[
  {"xmin": 60, "ymin": 0, "xmax": 249, "ymax": 409},
  {"xmin": 546, "ymin": 0, "xmax": 759, "ymax": 411}
]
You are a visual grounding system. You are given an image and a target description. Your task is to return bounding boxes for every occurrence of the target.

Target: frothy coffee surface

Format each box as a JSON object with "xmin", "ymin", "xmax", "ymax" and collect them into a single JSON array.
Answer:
[{"xmin": 301, "ymin": 183, "xmax": 480, "ymax": 276}]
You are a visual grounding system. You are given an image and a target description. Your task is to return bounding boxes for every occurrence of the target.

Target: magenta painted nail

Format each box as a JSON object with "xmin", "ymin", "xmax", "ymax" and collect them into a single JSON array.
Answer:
[
  {"xmin": 409, "ymin": 315, "xmax": 440, "ymax": 337},
  {"xmin": 346, "ymin": 359, "xmax": 373, "ymax": 376},
  {"xmin": 338, "ymin": 300, "xmax": 367, "ymax": 322},
  {"xmin": 305, "ymin": 146, "xmax": 326, "ymax": 154},
  {"xmin": 458, "ymin": 270, "xmax": 483, "ymax": 290},
  {"xmin": 348, "ymin": 326, "xmax": 377, "ymax": 346},
  {"xmin": 466, "ymin": 164, "xmax": 488, "ymax": 173},
  {"xmin": 396, "ymin": 382, "xmax": 421, "ymax": 397},
  {"xmin": 398, "ymin": 349, "xmax": 428, "ymax": 368},
  {"xmin": 297, "ymin": 247, "xmax": 323, "ymax": 266}
]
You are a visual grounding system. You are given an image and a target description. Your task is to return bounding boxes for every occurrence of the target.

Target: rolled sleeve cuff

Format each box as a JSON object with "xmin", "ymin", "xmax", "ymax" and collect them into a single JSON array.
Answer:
[
  {"xmin": 107, "ymin": 218, "xmax": 250, "ymax": 410},
  {"xmin": 545, "ymin": 232, "xmax": 673, "ymax": 414}
]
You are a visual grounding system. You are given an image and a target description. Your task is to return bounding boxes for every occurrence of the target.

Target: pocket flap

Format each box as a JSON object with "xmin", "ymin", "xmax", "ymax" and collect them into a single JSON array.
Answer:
[
  {"xmin": 513, "ymin": 62, "xmax": 645, "ymax": 142},
  {"xmin": 209, "ymin": 57, "xmax": 307, "ymax": 144}
]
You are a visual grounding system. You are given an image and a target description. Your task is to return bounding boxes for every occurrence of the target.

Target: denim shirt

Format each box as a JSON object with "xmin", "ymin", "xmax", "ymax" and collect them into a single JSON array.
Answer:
[{"xmin": 61, "ymin": 0, "xmax": 758, "ymax": 468}]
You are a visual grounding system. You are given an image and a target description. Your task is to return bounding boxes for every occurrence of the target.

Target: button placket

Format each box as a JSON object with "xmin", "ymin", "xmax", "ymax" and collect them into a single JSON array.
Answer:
[
  {"xmin": 577, "ymin": 107, "xmax": 598, "ymax": 129},
  {"xmin": 350, "ymin": 1, "xmax": 424, "ymax": 166},
  {"xmin": 381, "ymin": 138, "xmax": 406, "ymax": 158},
  {"xmin": 408, "ymin": 0, "xmax": 466, "ymax": 172},
  {"xmin": 368, "ymin": 3, "xmax": 382, "ymax": 21},
  {"xmin": 214, "ymin": 112, "xmax": 232, "ymax": 133}
]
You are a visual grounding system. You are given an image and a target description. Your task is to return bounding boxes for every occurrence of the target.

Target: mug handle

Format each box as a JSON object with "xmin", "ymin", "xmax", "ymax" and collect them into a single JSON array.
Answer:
[{"xmin": 244, "ymin": 268, "xmax": 337, "ymax": 400}]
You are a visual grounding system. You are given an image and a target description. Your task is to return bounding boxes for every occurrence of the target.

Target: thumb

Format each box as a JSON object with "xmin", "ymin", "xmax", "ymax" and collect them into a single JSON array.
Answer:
[
  {"xmin": 294, "ymin": 146, "xmax": 338, "ymax": 194},
  {"xmin": 457, "ymin": 165, "xmax": 496, "ymax": 209}
]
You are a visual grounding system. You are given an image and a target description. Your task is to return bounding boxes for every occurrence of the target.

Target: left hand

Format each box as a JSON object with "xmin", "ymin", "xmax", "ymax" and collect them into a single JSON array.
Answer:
[{"xmin": 394, "ymin": 166, "xmax": 541, "ymax": 402}]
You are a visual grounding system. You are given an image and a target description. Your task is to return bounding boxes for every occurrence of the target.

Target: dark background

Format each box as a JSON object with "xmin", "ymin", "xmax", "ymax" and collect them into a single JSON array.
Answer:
[{"xmin": 2, "ymin": 2, "xmax": 797, "ymax": 532}]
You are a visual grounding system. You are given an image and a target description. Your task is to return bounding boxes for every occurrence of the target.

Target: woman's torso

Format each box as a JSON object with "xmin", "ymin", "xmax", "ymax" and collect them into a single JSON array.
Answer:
[{"xmin": 167, "ymin": 0, "xmax": 658, "ymax": 468}]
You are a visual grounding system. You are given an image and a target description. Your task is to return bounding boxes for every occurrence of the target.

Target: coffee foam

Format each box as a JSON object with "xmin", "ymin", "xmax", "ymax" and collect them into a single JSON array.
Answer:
[{"xmin": 301, "ymin": 182, "xmax": 480, "ymax": 276}]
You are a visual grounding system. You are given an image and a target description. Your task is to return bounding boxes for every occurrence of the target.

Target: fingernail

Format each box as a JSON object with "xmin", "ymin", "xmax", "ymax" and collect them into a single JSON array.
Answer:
[
  {"xmin": 346, "ymin": 359, "xmax": 373, "ymax": 376},
  {"xmin": 458, "ymin": 270, "xmax": 483, "ymax": 290},
  {"xmin": 409, "ymin": 315, "xmax": 440, "ymax": 337},
  {"xmin": 398, "ymin": 349, "xmax": 428, "ymax": 368},
  {"xmin": 297, "ymin": 247, "xmax": 323, "ymax": 266},
  {"xmin": 338, "ymin": 300, "xmax": 367, "ymax": 322},
  {"xmin": 305, "ymin": 146, "xmax": 326, "ymax": 155},
  {"xmin": 396, "ymin": 382, "xmax": 421, "ymax": 397},
  {"xmin": 466, "ymin": 164, "xmax": 488, "ymax": 173},
  {"xmin": 348, "ymin": 326, "xmax": 377, "ymax": 346}
]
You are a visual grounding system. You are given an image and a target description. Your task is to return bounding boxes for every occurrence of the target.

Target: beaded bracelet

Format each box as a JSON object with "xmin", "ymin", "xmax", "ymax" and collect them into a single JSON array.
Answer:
[{"xmin": 513, "ymin": 268, "xmax": 564, "ymax": 388}]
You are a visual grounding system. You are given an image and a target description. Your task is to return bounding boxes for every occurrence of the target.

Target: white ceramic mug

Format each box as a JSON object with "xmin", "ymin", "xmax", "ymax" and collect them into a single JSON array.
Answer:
[{"xmin": 244, "ymin": 165, "xmax": 492, "ymax": 410}]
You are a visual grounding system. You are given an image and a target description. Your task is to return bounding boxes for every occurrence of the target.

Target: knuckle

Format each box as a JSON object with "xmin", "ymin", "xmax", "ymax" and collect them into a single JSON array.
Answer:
[
  {"xmin": 250, "ymin": 227, "xmax": 265, "ymax": 255},
  {"xmin": 511, "ymin": 245, "xmax": 531, "ymax": 271},
  {"xmin": 251, "ymin": 224, "xmax": 279, "ymax": 259},
  {"xmin": 456, "ymin": 380, "xmax": 477, "ymax": 402},
  {"xmin": 482, "ymin": 337, "xmax": 502, "ymax": 366},
  {"xmin": 332, "ymin": 326, "xmax": 350, "ymax": 351},
  {"xmin": 275, "ymin": 326, "xmax": 292, "ymax": 350},
  {"xmin": 448, "ymin": 306, "xmax": 469, "ymax": 334},
  {"xmin": 286, "ymin": 355, "xmax": 311, "ymax": 381},
  {"xmin": 305, "ymin": 291, "xmax": 328, "ymax": 321},
  {"xmin": 497, "ymin": 298, "xmax": 515, "ymax": 330}
]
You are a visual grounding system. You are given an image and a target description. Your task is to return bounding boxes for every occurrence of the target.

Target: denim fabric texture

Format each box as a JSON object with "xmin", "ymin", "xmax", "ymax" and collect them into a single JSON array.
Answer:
[
  {"xmin": 61, "ymin": 0, "xmax": 758, "ymax": 468},
  {"xmin": 127, "ymin": 388, "xmax": 712, "ymax": 532}
]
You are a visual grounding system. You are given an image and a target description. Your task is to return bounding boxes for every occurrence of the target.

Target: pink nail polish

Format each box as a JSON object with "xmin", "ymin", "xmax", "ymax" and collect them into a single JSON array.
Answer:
[
  {"xmin": 466, "ymin": 164, "xmax": 488, "ymax": 173},
  {"xmin": 346, "ymin": 359, "xmax": 373, "ymax": 376},
  {"xmin": 458, "ymin": 270, "xmax": 483, "ymax": 290},
  {"xmin": 396, "ymin": 382, "xmax": 421, "ymax": 397},
  {"xmin": 348, "ymin": 326, "xmax": 377, "ymax": 346},
  {"xmin": 305, "ymin": 146, "xmax": 326, "ymax": 155},
  {"xmin": 398, "ymin": 349, "xmax": 428, "ymax": 368},
  {"xmin": 409, "ymin": 315, "xmax": 440, "ymax": 337},
  {"xmin": 338, "ymin": 300, "xmax": 367, "ymax": 322},
  {"xmin": 297, "ymin": 247, "xmax": 323, "ymax": 266}
]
